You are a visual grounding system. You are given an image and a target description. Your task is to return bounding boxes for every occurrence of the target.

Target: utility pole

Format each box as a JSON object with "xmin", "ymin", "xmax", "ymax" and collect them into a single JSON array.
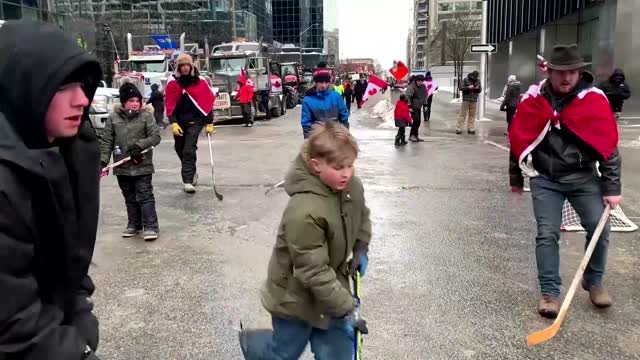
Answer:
[
  {"xmin": 231, "ymin": 0, "xmax": 237, "ymax": 38},
  {"xmin": 478, "ymin": 0, "xmax": 488, "ymax": 121}
]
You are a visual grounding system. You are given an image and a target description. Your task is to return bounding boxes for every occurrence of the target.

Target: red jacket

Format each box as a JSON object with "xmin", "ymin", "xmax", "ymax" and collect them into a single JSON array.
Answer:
[
  {"xmin": 394, "ymin": 100, "xmax": 412, "ymax": 123},
  {"xmin": 236, "ymin": 80, "xmax": 254, "ymax": 104}
]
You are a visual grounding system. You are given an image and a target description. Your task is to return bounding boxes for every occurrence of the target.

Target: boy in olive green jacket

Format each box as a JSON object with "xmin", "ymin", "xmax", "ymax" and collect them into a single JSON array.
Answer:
[{"xmin": 240, "ymin": 121, "xmax": 371, "ymax": 360}]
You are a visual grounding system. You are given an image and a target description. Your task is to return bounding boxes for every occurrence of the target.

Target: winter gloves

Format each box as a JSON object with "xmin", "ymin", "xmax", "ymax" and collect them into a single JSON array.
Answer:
[
  {"xmin": 342, "ymin": 311, "xmax": 369, "ymax": 340},
  {"xmin": 127, "ymin": 145, "xmax": 144, "ymax": 164},
  {"xmin": 350, "ymin": 240, "xmax": 369, "ymax": 277},
  {"xmin": 205, "ymin": 123, "xmax": 215, "ymax": 134},
  {"xmin": 171, "ymin": 123, "xmax": 183, "ymax": 136}
]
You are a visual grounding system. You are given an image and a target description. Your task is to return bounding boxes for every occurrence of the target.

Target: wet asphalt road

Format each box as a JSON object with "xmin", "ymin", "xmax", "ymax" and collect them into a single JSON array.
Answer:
[{"xmin": 93, "ymin": 92, "xmax": 640, "ymax": 360}]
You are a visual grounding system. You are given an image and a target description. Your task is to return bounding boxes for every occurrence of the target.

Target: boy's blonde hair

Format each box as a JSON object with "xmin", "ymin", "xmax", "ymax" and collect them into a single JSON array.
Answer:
[{"xmin": 304, "ymin": 122, "xmax": 358, "ymax": 165}]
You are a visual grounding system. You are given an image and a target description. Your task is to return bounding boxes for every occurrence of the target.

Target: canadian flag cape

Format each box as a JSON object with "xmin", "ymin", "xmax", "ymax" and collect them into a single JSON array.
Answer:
[
  {"xmin": 360, "ymin": 74, "xmax": 389, "ymax": 106},
  {"xmin": 508, "ymin": 80, "xmax": 618, "ymax": 168},
  {"xmin": 165, "ymin": 76, "xmax": 215, "ymax": 116}
]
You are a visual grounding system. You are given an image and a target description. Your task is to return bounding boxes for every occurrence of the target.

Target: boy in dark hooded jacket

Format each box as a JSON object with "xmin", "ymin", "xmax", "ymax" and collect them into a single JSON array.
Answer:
[
  {"xmin": 0, "ymin": 20, "xmax": 103, "ymax": 360},
  {"xmin": 99, "ymin": 83, "xmax": 161, "ymax": 241}
]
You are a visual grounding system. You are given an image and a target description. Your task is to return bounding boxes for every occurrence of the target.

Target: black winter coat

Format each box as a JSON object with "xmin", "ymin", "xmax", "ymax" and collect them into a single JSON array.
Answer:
[
  {"xmin": 599, "ymin": 69, "xmax": 631, "ymax": 113},
  {"xmin": 509, "ymin": 80, "xmax": 622, "ymax": 195},
  {"xmin": 502, "ymin": 81, "xmax": 521, "ymax": 108},
  {"xmin": 146, "ymin": 90, "xmax": 165, "ymax": 115},
  {"xmin": 0, "ymin": 21, "xmax": 103, "ymax": 359},
  {"xmin": 343, "ymin": 87, "xmax": 354, "ymax": 103}
]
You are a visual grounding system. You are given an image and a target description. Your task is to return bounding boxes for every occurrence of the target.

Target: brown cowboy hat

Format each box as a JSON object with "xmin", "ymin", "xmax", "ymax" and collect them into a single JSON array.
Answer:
[{"xmin": 546, "ymin": 44, "xmax": 590, "ymax": 71}]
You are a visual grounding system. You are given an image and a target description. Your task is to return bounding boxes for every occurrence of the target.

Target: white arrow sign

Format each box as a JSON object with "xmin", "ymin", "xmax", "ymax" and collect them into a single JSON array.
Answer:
[{"xmin": 470, "ymin": 44, "xmax": 497, "ymax": 53}]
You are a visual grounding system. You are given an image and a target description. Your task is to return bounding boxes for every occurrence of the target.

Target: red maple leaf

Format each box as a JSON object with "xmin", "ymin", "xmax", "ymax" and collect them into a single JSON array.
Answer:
[
  {"xmin": 273, "ymin": 81, "xmax": 282, "ymax": 88},
  {"xmin": 368, "ymin": 88, "xmax": 377, "ymax": 95}
]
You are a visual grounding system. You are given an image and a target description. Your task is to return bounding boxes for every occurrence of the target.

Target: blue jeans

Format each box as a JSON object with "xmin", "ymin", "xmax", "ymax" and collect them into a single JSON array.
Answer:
[
  {"xmin": 530, "ymin": 175, "xmax": 610, "ymax": 297},
  {"xmin": 242, "ymin": 316, "xmax": 353, "ymax": 360}
]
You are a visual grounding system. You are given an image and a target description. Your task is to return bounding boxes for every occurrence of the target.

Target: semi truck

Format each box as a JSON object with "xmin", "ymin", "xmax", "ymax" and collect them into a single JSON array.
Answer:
[{"xmin": 209, "ymin": 41, "xmax": 285, "ymax": 122}]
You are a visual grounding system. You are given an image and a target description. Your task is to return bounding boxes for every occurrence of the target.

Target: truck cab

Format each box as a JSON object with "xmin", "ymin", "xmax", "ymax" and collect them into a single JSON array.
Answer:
[{"xmin": 209, "ymin": 42, "xmax": 285, "ymax": 122}]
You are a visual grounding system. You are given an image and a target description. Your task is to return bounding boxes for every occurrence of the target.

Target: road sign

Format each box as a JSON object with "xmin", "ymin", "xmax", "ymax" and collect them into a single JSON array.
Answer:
[{"xmin": 470, "ymin": 44, "xmax": 497, "ymax": 53}]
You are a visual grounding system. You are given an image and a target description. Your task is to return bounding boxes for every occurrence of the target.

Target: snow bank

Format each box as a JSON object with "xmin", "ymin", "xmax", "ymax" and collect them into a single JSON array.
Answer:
[{"xmin": 371, "ymin": 99, "xmax": 396, "ymax": 129}]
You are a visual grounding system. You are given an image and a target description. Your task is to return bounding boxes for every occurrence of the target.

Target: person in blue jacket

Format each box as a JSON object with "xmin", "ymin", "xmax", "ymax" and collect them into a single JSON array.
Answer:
[{"xmin": 301, "ymin": 62, "xmax": 349, "ymax": 138}]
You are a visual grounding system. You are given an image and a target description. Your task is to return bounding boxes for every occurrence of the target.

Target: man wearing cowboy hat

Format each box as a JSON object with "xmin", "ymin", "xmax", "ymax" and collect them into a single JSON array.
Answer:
[{"xmin": 509, "ymin": 44, "xmax": 621, "ymax": 318}]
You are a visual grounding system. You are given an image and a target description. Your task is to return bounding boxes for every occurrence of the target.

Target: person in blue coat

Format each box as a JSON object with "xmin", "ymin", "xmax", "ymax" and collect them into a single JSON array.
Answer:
[{"xmin": 301, "ymin": 62, "xmax": 349, "ymax": 138}]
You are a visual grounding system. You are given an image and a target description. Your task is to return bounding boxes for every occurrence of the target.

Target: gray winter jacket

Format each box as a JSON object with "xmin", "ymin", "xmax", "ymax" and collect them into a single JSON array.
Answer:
[
  {"xmin": 99, "ymin": 104, "xmax": 161, "ymax": 176},
  {"xmin": 404, "ymin": 82, "xmax": 428, "ymax": 110}
]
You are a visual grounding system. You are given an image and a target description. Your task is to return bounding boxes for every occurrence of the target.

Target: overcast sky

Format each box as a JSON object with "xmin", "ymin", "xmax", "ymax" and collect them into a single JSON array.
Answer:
[{"xmin": 338, "ymin": 0, "xmax": 413, "ymax": 68}]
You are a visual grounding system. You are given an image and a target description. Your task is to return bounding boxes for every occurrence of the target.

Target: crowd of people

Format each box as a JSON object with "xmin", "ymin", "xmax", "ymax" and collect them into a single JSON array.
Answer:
[{"xmin": 0, "ymin": 18, "xmax": 630, "ymax": 360}]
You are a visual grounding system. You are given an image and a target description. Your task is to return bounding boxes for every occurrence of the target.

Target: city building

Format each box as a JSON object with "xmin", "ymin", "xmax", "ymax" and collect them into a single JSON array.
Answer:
[
  {"xmin": 412, "ymin": 0, "xmax": 429, "ymax": 70},
  {"xmin": 426, "ymin": 0, "xmax": 482, "ymax": 68},
  {"xmin": 406, "ymin": 29, "xmax": 413, "ymax": 69},
  {"xmin": 487, "ymin": 0, "xmax": 639, "ymax": 115},
  {"xmin": 271, "ymin": 0, "xmax": 337, "ymax": 68},
  {"xmin": 237, "ymin": 0, "xmax": 273, "ymax": 43}
]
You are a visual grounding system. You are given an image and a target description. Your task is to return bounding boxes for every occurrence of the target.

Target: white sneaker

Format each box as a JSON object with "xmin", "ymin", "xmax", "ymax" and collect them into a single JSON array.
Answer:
[
  {"xmin": 183, "ymin": 183, "xmax": 196, "ymax": 194},
  {"xmin": 192, "ymin": 173, "xmax": 198, "ymax": 186}
]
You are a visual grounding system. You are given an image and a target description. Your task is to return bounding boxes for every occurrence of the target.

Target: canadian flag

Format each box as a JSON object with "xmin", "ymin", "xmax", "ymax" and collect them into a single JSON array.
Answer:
[
  {"xmin": 360, "ymin": 74, "xmax": 389, "ymax": 107},
  {"xmin": 389, "ymin": 60, "xmax": 409, "ymax": 81}
]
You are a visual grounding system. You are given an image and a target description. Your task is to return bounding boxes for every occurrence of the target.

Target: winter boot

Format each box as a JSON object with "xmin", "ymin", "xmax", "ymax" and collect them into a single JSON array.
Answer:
[
  {"xmin": 455, "ymin": 129, "xmax": 462, "ymax": 135},
  {"xmin": 122, "ymin": 227, "xmax": 140, "ymax": 238},
  {"xmin": 184, "ymin": 183, "xmax": 196, "ymax": 194},
  {"xmin": 409, "ymin": 135, "xmax": 418, "ymax": 142},
  {"xmin": 400, "ymin": 136, "xmax": 408, "ymax": 146},
  {"xmin": 468, "ymin": 130, "xmax": 476, "ymax": 135},
  {"xmin": 394, "ymin": 135, "xmax": 402, "ymax": 146},
  {"xmin": 143, "ymin": 230, "xmax": 159, "ymax": 241},
  {"xmin": 538, "ymin": 295, "xmax": 561, "ymax": 319},
  {"xmin": 582, "ymin": 280, "xmax": 612, "ymax": 308}
]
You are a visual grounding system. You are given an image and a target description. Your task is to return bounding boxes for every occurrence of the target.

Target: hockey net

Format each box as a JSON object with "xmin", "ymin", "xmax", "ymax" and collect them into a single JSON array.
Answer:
[
  {"xmin": 561, "ymin": 200, "xmax": 638, "ymax": 232},
  {"xmin": 523, "ymin": 179, "xmax": 637, "ymax": 232}
]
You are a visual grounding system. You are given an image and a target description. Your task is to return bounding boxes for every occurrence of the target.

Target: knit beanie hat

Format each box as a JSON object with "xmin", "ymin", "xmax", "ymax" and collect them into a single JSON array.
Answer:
[
  {"xmin": 313, "ymin": 61, "xmax": 332, "ymax": 83},
  {"xmin": 119, "ymin": 82, "xmax": 142, "ymax": 104}
]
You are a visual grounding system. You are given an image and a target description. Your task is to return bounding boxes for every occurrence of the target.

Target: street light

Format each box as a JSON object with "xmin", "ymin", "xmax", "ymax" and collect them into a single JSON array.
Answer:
[{"xmin": 299, "ymin": 23, "xmax": 319, "ymax": 68}]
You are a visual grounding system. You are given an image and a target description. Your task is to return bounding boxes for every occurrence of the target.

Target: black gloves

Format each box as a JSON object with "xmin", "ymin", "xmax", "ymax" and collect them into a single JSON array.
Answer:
[{"xmin": 127, "ymin": 145, "xmax": 144, "ymax": 164}]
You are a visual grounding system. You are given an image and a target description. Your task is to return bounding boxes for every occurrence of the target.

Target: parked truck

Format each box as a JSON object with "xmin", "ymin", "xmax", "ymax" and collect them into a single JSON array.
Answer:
[
  {"xmin": 113, "ymin": 33, "xmax": 201, "ymax": 99},
  {"xmin": 209, "ymin": 41, "xmax": 285, "ymax": 122}
]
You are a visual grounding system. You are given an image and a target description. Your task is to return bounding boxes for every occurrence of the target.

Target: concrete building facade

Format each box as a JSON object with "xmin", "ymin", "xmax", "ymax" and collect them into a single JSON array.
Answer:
[{"xmin": 487, "ymin": 0, "xmax": 639, "ymax": 115}]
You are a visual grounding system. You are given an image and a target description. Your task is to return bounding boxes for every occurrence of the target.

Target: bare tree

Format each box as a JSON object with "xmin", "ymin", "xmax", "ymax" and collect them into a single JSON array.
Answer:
[{"xmin": 438, "ymin": 11, "xmax": 481, "ymax": 98}]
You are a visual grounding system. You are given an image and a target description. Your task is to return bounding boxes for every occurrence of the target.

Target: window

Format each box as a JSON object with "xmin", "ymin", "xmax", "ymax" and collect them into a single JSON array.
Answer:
[
  {"xmin": 128, "ymin": 60, "xmax": 166, "ymax": 73},
  {"xmin": 211, "ymin": 57, "xmax": 246, "ymax": 72},
  {"xmin": 473, "ymin": 1, "xmax": 482, "ymax": 10},
  {"xmin": 438, "ymin": 2, "xmax": 452, "ymax": 12},
  {"xmin": 2, "ymin": 1, "xmax": 22, "ymax": 19},
  {"xmin": 455, "ymin": 1, "xmax": 470, "ymax": 11},
  {"xmin": 248, "ymin": 57, "xmax": 265, "ymax": 70}
]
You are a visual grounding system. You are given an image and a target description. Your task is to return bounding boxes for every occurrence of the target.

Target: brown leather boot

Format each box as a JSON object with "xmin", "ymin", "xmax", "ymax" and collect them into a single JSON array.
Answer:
[
  {"xmin": 538, "ymin": 295, "xmax": 561, "ymax": 319},
  {"xmin": 582, "ymin": 281, "xmax": 612, "ymax": 308}
]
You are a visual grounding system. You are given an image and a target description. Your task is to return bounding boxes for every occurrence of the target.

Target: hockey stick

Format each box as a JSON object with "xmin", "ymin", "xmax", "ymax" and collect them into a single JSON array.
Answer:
[
  {"xmin": 207, "ymin": 132, "xmax": 224, "ymax": 201},
  {"xmin": 264, "ymin": 179, "xmax": 285, "ymax": 195},
  {"xmin": 353, "ymin": 271, "xmax": 363, "ymax": 360},
  {"xmin": 526, "ymin": 204, "xmax": 611, "ymax": 347},
  {"xmin": 100, "ymin": 147, "xmax": 153, "ymax": 178}
]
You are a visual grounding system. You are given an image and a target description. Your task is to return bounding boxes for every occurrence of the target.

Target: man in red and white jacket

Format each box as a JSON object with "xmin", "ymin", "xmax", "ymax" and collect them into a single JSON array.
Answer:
[{"xmin": 509, "ymin": 44, "xmax": 621, "ymax": 319}]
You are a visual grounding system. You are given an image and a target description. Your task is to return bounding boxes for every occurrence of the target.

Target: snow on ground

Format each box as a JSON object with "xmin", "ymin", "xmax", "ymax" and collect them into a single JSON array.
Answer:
[{"xmin": 371, "ymin": 98, "xmax": 396, "ymax": 129}]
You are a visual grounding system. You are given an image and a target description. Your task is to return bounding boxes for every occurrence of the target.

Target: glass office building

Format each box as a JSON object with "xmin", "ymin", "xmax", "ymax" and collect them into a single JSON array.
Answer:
[{"xmin": 271, "ymin": 0, "xmax": 337, "ymax": 67}]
